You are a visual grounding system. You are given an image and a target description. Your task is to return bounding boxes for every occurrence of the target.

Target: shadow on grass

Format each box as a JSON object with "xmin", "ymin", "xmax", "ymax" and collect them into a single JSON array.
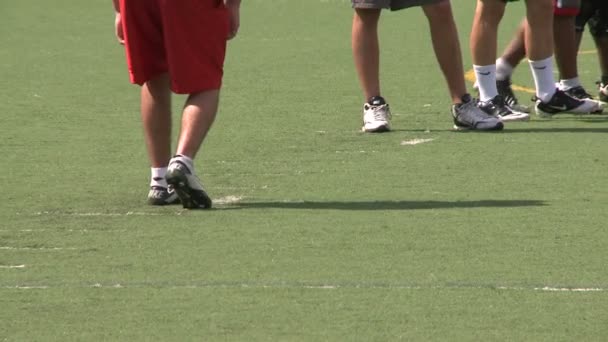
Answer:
[
  {"xmin": 232, "ymin": 199, "xmax": 546, "ymax": 211},
  {"xmin": 505, "ymin": 127, "xmax": 608, "ymax": 133}
]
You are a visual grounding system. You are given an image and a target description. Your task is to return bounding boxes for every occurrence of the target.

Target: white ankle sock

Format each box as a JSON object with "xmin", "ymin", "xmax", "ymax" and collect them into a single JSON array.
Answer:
[
  {"xmin": 474, "ymin": 64, "xmax": 498, "ymax": 102},
  {"xmin": 495, "ymin": 58, "xmax": 514, "ymax": 81},
  {"xmin": 528, "ymin": 57, "xmax": 557, "ymax": 102},
  {"xmin": 171, "ymin": 154, "xmax": 194, "ymax": 173},
  {"xmin": 151, "ymin": 167, "xmax": 168, "ymax": 188},
  {"xmin": 559, "ymin": 77, "xmax": 581, "ymax": 91}
]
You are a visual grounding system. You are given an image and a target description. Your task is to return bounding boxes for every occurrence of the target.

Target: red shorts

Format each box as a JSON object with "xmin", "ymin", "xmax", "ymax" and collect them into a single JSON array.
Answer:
[
  {"xmin": 120, "ymin": 0, "xmax": 229, "ymax": 94},
  {"xmin": 554, "ymin": 0, "xmax": 580, "ymax": 16}
]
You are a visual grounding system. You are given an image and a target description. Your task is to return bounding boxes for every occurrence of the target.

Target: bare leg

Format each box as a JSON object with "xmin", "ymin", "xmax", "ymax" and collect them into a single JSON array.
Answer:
[
  {"xmin": 175, "ymin": 89, "xmax": 220, "ymax": 159},
  {"xmin": 141, "ymin": 73, "xmax": 172, "ymax": 168},
  {"xmin": 470, "ymin": 0, "xmax": 505, "ymax": 66},
  {"xmin": 352, "ymin": 8, "xmax": 382, "ymax": 100},
  {"xmin": 524, "ymin": 0, "xmax": 554, "ymax": 61},
  {"xmin": 554, "ymin": 15, "xmax": 579, "ymax": 80},
  {"xmin": 500, "ymin": 21, "xmax": 527, "ymax": 69},
  {"xmin": 423, "ymin": 0, "xmax": 467, "ymax": 103}
]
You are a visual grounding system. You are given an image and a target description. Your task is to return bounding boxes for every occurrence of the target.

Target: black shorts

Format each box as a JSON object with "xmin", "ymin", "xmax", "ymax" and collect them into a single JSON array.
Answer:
[{"xmin": 352, "ymin": 0, "xmax": 446, "ymax": 11}]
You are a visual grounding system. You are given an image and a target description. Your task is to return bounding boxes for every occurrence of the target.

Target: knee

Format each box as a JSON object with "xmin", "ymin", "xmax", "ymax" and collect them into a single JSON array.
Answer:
[
  {"xmin": 354, "ymin": 8, "xmax": 381, "ymax": 26},
  {"xmin": 526, "ymin": 0, "xmax": 554, "ymax": 17},
  {"xmin": 423, "ymin": 0, "xmax": 454, "ymax": 23},
  {"xmin": 475, "ymin": 0, "xmax": 506, "ymax": 25}
]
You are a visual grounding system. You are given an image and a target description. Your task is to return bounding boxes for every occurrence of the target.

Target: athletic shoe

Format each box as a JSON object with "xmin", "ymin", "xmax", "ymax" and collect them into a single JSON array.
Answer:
[
  {"xmin": 535, "ymin": 89, "xmax": 604, "ymax": 117},
  {"xmin": 452, "ymin": 94, "xmax": 504, "ymax": 131},
  {"xmin": 478, "ymin": 95, "xmax": 530, "ymax": 122},
  {"xmin": 563, "ymin": 86, "xmax": 604, "ymax": 114},
  {"xmin": 147, "ymin": 186, "xmax": 180, "ymax": 206},
  {"xmin": 564, "ymin": 86, "xmax": 594, "ymax": 100},
  {"xmin": 598, "ymin": 81, "xmax": 608, "ymax": 103},
  {"xmin": 362, "ymin": 96, "xmax": 391, "ymax": 133},
  {"xmin": 496, "ymin": 78, "xmax": 531, "ymax": 113},
  {"xmin": 166, "ymin": 160, "xmax": 212, "ymax": 209}
]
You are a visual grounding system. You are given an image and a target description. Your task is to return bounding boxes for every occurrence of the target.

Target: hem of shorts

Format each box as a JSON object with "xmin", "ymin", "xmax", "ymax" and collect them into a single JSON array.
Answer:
[
  {"xmin": 351, "ymin": 4, "xmax": 388, "ymax": 9},
  {"xmin": 390, "ymin": 0, "xmax": 447, "ymax": 11},
  {"xmin": 554, "ymin": 8, "xmax": 580, "ymax": 17},
  {"xmin": 171, "ymin": 82, "xmax": 223, "ymax": 95}
]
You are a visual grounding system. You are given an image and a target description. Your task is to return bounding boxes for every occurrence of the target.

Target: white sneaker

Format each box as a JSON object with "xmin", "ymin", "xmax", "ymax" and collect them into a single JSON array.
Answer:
[{"xmin": 362, "ymin": 97, "xmax": 391, "ymax": 133}]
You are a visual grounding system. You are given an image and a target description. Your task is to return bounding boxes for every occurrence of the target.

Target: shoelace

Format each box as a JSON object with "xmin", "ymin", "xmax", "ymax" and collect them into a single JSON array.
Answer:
[
  {"xmin": 369, "ymin": 104, "xmax": 391, "ymax": 121},
  {"xmin": 568, "ymin": 86, "xmax": 593, "ymax": 99},
  {"xmin": 456, "ymin": 99, "xmax": 491, "ymax": 122}
]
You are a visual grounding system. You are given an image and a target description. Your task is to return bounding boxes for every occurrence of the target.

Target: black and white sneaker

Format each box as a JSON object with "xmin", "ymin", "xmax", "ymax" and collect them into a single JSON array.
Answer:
[
  {"xmin": 564, "ymin": 85, "xmax": 593, "ymax": 100},
  {"xmin": 535, "ymin": 89, "xmax": 604, "ymax": 117},
  {"xmin": 478, "ymin": 95, "xmax": 530, "ymax": 122},
  {"xmin": 147, "ymin": 186, "xmax": 180, "ymax": 206},
  {"xmin": 496, "ymin": 78, "xmax": 531, "ymax": 114},
  {"xmin": 166, "ymin": 160, "xmax": 212, "ymax": 209},
  {"xmin": 452, "ymin": 94, "xmax": 504, "ymax": 131}
]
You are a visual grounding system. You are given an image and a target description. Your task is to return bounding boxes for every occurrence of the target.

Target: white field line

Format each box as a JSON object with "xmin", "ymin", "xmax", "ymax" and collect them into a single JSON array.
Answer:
[
  {"xmin": 31, "ymin": 211, "xmax": 166, "ymax": 217},
  {"xmin": 213, "ymin": 195, "xmax": 243, "ymax": 205},
  {"xmin": 1, "ymin": 283, "xmax": 605, "ymax": 292},
  {"xmin": 19, "ymin": 196, "xmax": 245, "ymax": 218},
  {"xmin": 0, "ymin": 246, "xmax": 76, "ymax": 251},
  {"xmin": 401, "ymin": 138, "xmax": 435, "ymax": 146},
  {"xmin": 0, "ymin": 265, "xmax": 25, "ymax": 269}
]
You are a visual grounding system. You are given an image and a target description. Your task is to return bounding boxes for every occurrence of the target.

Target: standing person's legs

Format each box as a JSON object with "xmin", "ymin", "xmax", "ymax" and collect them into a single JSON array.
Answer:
[
  {"xmin": 352, "ymin": 7, "xmax": 382, "ymax": 101},
  {"xmin": 493, "ymin": 20, "xmax": 531, "ymax": 113},
  {"xmin": 527, "ymin": 0, "xmax": 603, "ymax": 115},
  {"xmin": 352, "ymin": 1, "xmax": 391, "ymax": 133},
  {"xmin": 421, "ymin": 0, "xmax": 467, "ymax": 104},
  {"xmin": 422, "ymin": 0, "xmax": 503, "ymax": 130},
  {"xmin": 161, "ymin": 0, "xmax": 230, "ymax": 209},
  {"xmin": 470, "ymin": 0, "xmax": 506, "ymax": 102},
  {"xmin": 120, "ymin": 0, "xmax": 180, "ymax": 205},
  {"xmin": 554, "ymin": 0, "xmax": 587, "ymax": 95},
  {"xmin": 175, "ymin": 90, "xmax": 221, "ymax": 159},
  {"xmin": 141, "ymin": 74, "xmax": 172, "ymax": 169},
  {"xmin": 524, "ymin": 0, "xmax": 556, "ymax": 102},
  {"xmin": 497, "ymin": 22, "xmax": 527, "ymax": 76},
  {"xmin": 470, "ymin": 0, "xmax": 526, "ymax": 121},
  {"xmin": 351, "ymin": 1, "xmax": 391, "ymax": 133}
]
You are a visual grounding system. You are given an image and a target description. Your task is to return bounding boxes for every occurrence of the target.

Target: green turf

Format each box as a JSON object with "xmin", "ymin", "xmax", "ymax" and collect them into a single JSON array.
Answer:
[{"xmin": 2, "ymin": 1, "xmax": 608, "ymax": 341}]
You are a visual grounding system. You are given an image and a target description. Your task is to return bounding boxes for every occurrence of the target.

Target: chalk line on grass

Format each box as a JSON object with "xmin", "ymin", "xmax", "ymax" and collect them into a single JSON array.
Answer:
[
  {"xmin": 2, "ymin": 282, "xmax": 605, "ymax": 292},
  {"xmin": 0, "ymin": 246, "xmax": 76, "ymax": 251},
  {"xmin": 401, "ymin": 138, "xmax": 435, "ymax": 146}
]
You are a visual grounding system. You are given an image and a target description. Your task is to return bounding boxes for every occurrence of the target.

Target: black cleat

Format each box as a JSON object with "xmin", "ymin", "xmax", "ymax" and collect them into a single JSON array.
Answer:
[
  {"xmin": 535, "ymin": 89, "xmax": 603, "ymax": 117},
  {"xmin": 166, "ymin": 161, "xmax": 212, "ymax": 209},
  {"xmin": 147, "ymin": 186, "xmax": 180, "ymax": 206},
  {"xmin": 478, "ymin": 95, "xmax": 529, "ymax": 122},
  {"xmin": 496, "ymin": 78, "xmax": 530, "ymax": 113}
]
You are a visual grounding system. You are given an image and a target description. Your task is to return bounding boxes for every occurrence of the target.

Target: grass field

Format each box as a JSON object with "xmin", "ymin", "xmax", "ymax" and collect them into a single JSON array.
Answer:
[{"xmin": 2, "ymin": 0, "xmax": 608, "ymax": 340}]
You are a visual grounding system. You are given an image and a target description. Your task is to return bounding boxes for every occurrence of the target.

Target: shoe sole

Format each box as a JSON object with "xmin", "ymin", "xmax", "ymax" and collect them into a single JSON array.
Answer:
[
  {"xmin": 147, "ymin": 195, "xmax": 180, "ymax": 206},
  {"xmin": 452, "ymin": 123, "xmax": 504, "ymax": 131},
  {"xmin": 166, "ymin": 170, "xmax": 212, "ymax": 209},
  {"xmin": 361, "ymin": 125, "xmax": 390, "ymax": 133},
  {"xmin": 536, "ymin": 107, "xmax": 605, "ymax": 118},
  {"xmin": 499, "ymin": 113, "xmax": 530, "ymax": 122}
]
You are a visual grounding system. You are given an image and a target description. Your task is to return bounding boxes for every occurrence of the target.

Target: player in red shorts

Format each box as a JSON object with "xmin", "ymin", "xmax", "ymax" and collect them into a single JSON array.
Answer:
[{"xmin": 113, "ymin": 0, "xmax": 241, "ymax": 209}]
